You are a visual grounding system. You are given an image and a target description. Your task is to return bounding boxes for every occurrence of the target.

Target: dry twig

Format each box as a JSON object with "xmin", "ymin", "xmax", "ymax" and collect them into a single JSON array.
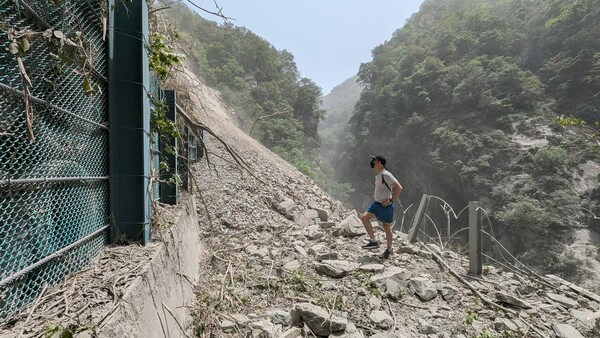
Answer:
[{"xmin": 419, "ymin": 243, "xmax": 518, "ymax": 316}]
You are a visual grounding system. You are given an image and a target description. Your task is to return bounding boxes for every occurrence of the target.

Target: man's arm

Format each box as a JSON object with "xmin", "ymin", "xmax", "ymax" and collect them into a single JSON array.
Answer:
[{"xmin": 391, "ymin": 181, "xmax": 403, "ymax": 201}]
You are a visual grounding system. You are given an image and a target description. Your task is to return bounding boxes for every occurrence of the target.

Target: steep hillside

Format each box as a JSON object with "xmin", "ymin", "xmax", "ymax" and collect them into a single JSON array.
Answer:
[
  {"xmin": 319, "ymin": 75, "xmax": 362, "ymax": 131},
  {"xmin": 167, "ymin": 57, "xmax": 600, "ymax": 338}
]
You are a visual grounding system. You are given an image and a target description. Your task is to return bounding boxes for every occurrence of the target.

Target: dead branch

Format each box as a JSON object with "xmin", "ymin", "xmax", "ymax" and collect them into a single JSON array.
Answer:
[
  {"xmin": 419, "ymin": 243, "xmax": 518, "ymax": 316},
  {"xmin": 16, "ymin": 56, "xmax": 34, "ymax": 142},
  {"xmin": 184, "ymin": 0, "xmax": 234, "ymax": 20},
  {"xmin": 176, "ymin": 103, "xmax": 261, "ymax": 183},
  {"xmin": 249, "ymin": 110, "xmax": 288, "ymax": 136}
]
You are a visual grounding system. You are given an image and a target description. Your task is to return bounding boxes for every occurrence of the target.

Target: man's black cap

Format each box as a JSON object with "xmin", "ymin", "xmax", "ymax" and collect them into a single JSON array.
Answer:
[{"xmin": 370, "ymin": 155, "xmax": 387, "ymax": 166}]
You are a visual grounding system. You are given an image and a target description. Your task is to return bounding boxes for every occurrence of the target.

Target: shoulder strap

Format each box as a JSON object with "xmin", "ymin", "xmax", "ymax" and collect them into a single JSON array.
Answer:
[{"xmin": 381, "ymin": 174, "xmax": 391, "ymax": 191}]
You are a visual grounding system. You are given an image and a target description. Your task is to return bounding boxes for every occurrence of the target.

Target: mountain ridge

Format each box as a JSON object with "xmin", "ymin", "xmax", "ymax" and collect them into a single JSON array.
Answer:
[{"xmin": 171, "ymin": 59, "xmax": 600, "ymax": 338}]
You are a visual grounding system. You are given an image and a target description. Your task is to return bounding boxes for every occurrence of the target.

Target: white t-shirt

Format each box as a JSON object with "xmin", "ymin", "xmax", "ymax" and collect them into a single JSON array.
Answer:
[{"xmin": 374, "ymin": 169, "xmax": 398, "ymax": 202}]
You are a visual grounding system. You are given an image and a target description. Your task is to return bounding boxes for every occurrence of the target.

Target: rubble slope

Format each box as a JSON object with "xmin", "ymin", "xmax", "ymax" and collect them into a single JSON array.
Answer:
[{"xmin": 180, "ymin": 69, "xmax": 600, "ymax": 338}]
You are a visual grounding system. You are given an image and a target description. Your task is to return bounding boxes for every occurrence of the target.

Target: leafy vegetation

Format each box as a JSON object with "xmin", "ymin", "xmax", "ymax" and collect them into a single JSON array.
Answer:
[
  {"xmin": 161, "ymin": 4, "xmax": 325, "ymax": 178},
  {"xmin": 330, "ymin": 0, "xmax": 600, "ymax": 279}
]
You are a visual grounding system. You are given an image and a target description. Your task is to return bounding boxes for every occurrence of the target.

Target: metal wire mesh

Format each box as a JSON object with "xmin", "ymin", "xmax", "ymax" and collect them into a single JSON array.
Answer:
[{"xmin": 0, "ymin": 0, "xmax": 109, "ymax": 324}]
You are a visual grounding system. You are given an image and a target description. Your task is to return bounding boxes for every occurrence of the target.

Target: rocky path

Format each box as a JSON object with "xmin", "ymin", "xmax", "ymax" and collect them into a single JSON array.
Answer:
[{"xmin": 181, "ymin": 72, "xmax": 600, "ymax": 338}]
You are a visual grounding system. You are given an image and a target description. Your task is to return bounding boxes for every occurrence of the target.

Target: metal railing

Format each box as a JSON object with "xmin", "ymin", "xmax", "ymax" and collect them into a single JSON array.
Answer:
[{"xmin": 0, "ymin": 0, "xmax": 110, "ymax": 323}]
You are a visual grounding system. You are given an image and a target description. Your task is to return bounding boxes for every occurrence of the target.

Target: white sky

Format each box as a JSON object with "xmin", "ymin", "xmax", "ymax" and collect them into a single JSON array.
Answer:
[{"xmin": 193, "ymin": 1, "xmax": 426, "ymax": 95}]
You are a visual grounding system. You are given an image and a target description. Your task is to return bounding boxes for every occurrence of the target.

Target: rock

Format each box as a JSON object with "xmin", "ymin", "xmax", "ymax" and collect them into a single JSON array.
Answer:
[
  {"xmin": 416, "ymin": 250, "xmax": 433, "ymax": 258},
  {"xmin": 552, "ymin": 323, "xmax": 585, "ymax": 338},
  {"xmin": 317, "ymin": 252, "xmax": 339, "ymax": 261},
  {"xmin": 369, "ymin": 310, "xmax": 393, "ymax": 329},
  {"xmin": 368, "ymin": 295, "xmax": 383, "ymax": 309},
  {"xmin": 269, "ymin": 309, "xmax": 292, "ymax": 326},
  {"xmin": 303, "ymin": 208, "xmax": 319, "ymax": 220},
  {"xmin": 331, "ymin": 322, "xmax": 364, "ymax": 338},
  {"xmin": 276, "ymin": 199, "xmax": 297, "ymax": 216},
  {"xmin": 315, "ymin": 260, "xmax": 359, "ymax": 278},
  {"xmin": 545, "ymin": 274, "xmax": 565, "ymax": 287},
  {"xmin": 311, "ymin": 207, "xmax": 330, "ymax": 221},
  {"xmin": 418, "ymin": 321, "xmax": 438, "ymax": 334},
  {"xmin": 383, "ymin": 279, "xmax": 406, "ymax": 300},
  {"xmin": 250, "ymin": 320, "xmax": 277, "ymax": 337},
  {"xmin": 547, "ymin": 292, "xmax": 578, "ymax": 309},
  {"xmin": 495, "ymin": 291, "xmax": 532, "ymax": 309},
  {"xmin": 279, "ymin": 327, "xmax": 302, "ymax": 338},
  {"xmin": 370, "ymin": 267, "xmax": 411, "ymax": 289},
  {"xmin": 220, "ymin": 319, "xmax": 236, "ymax": 333},
  {"xmin": 307, "ymin": 243, "xmax": 325, "ymax": 255},
  {"xmin": 334, "ymin": 214, "xmax": 366, "ymax": 237},
  {"xmin": 302, "ymin": 224, "xmax": 324, "ymax": 239},
  {"xmin": 291, "ymin": 303, "xmax": 347, "ymax": 336},
  {"xmin": 359, "ymin": 264, "xmax": 385, "ymax": 273},
  {"xmin": 371, "ymin": 273, "xmax": 409, "ymax": 298},
  {"xmin": 494, "ymin": 317, "xmax": 526, "ymax": 332},
  {"xmin": 320, "ymin": 221, "xmax": 336, "ymax": 229},
  {"xmin": 439, "ymin": 284, "xmax": 461, "ymax": 301},
  {"xmin": 283, "ymin": 260, "xmax": 300, "ymax": 270},
  {"xmin": 293, "ymin": 214, "xmax": 313, "ymax": 227},
  {"xmin": 245, "ymin": 245, "xmax": 270, "ymax": 258},
  {"xmin": 398, "ymin": 245, "xmax": 419, "ymax": 254},
  {"xmin": 410, "ymin": 277, "xmax": 437, "ymax": 301},
  {"xmin": 369, "ymin": 333, "xmax": 407, "ymax": 338},
  {"xmin": 294, "ymin": 245, "xmax": 307, "ymax": 256},
  {"xmin": 73, "ymin": 331, "xmax": 94, "ymax": 338},
  {"xmin": 569, "ymin": 309, "xmax": 600, "ymax": 328}
]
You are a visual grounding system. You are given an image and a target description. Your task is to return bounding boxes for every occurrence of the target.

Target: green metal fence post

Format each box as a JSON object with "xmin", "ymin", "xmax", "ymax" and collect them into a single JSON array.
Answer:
[
  {"xmin": 160, "ymin": 90, "xmax": 178, "ymax": 205},
  {"xmin": 108, "ymin": 0, "xmax": 151, "ymax": 244}
]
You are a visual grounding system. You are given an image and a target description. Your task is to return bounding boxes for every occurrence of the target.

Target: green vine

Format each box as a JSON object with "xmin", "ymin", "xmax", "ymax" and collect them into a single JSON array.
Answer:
[
  {"xmin": 41, "ymin": 27, "xmax": 100, "ymax": 96},
  {"xmin": 148, "ymin": 33, "xmax": 183, "ymax": 80},
  {"xmin": 43, "ymin": 323, "xmax": 95, "ymax": 338},
  {"xmin": 148, "ymin": 32, "xmax": 184, "ymax": 185},
  {"xmin": 150, "ymin": 98, "xmax": 181, "ymax": 185}
]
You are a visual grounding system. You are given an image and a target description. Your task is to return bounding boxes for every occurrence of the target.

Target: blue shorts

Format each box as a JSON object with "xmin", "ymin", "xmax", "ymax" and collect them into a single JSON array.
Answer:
[{"xmin": 366, "ymin": 201, "xmax": 394, "ymax": 223}]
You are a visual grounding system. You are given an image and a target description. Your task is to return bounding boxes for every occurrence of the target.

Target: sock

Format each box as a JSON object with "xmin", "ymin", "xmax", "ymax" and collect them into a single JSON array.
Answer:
[{"xmin": 369, "ymin": 237, "xmax": 377, "ymax": 243}]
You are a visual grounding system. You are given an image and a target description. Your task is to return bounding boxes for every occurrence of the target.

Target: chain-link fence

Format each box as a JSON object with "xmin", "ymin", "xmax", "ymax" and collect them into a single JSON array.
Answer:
[{"xmin": 0, "ymin": 0, "xmax": 109, "ymax": 323}]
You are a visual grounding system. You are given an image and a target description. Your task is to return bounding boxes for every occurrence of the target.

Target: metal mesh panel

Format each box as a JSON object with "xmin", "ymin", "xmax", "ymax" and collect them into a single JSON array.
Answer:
[
  {"xmin": 0, "ymin": 0, "xmax": 108, "ymax": 324},
  {"xmin": 149, "ymin": 72, "xmax": 162, "ymax": 201}
]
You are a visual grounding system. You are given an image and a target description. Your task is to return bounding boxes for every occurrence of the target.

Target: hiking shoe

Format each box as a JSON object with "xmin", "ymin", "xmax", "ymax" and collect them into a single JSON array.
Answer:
[
  {"xmin": 361, "ymin": 240, "xmax": 380, "ymax": 250},
  {"xmin": 379, "ymin": 248, "xmax": 392, "ymax": 259}
]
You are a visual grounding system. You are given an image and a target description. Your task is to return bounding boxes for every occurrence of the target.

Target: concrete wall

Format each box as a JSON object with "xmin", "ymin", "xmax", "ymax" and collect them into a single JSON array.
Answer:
[{"xmin": 98, "ymin": 197, "xmax": 201, "ymax": 338}]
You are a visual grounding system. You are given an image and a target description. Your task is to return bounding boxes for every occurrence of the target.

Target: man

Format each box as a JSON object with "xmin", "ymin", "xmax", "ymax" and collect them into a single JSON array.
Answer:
[{"xmin": 361, "ymin": 155, "xmax": 403, "ymax": 259}]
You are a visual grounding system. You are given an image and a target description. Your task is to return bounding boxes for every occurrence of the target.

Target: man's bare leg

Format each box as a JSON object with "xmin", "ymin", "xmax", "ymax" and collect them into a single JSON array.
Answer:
[
  {"xmin": 360, "ymin": 212, "xmax": 380, "ymax": 249},
  {"xmin": 360, "ymin": 212, "xmax": 376, "ymax": 238},
  {"xmin": 382, "ymin": 222, "xmax": 393, "ymax": 249}
]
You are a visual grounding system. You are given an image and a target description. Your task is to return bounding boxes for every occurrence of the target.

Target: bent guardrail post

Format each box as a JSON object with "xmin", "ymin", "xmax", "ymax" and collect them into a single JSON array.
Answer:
[
  {"xmin": 408, "ymin": 194, "xmax": 431, "ymax": 243},
  {"xmin": 469, "ymin": 201, "xmax": 483, "ymax": 275}
]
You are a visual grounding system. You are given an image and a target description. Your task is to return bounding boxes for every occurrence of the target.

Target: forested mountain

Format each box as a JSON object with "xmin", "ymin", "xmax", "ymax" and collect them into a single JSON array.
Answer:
[
  {"xmin": 331, "ymin": 0, "xmax": 600, "ymax": 283},
  {"xmin": 317, "ymin": 76, "xmax": 363, "ymax": 200},
  {"xmin": 319, "ymin": 75, "xmax": 362, "ymax": 131},
  {"xmin": 162, "ymin": 3, "xmax": 324, "ymax": 177},
  {"xmin": 159, "ymin": 0, "xmax": 599, "ymax": 286}
]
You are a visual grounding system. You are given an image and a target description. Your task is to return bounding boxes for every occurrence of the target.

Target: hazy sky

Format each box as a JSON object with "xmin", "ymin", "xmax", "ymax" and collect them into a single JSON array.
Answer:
[{"xmin": 193, "ymin": 1, "xmax": 426, "ymax": 95}]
